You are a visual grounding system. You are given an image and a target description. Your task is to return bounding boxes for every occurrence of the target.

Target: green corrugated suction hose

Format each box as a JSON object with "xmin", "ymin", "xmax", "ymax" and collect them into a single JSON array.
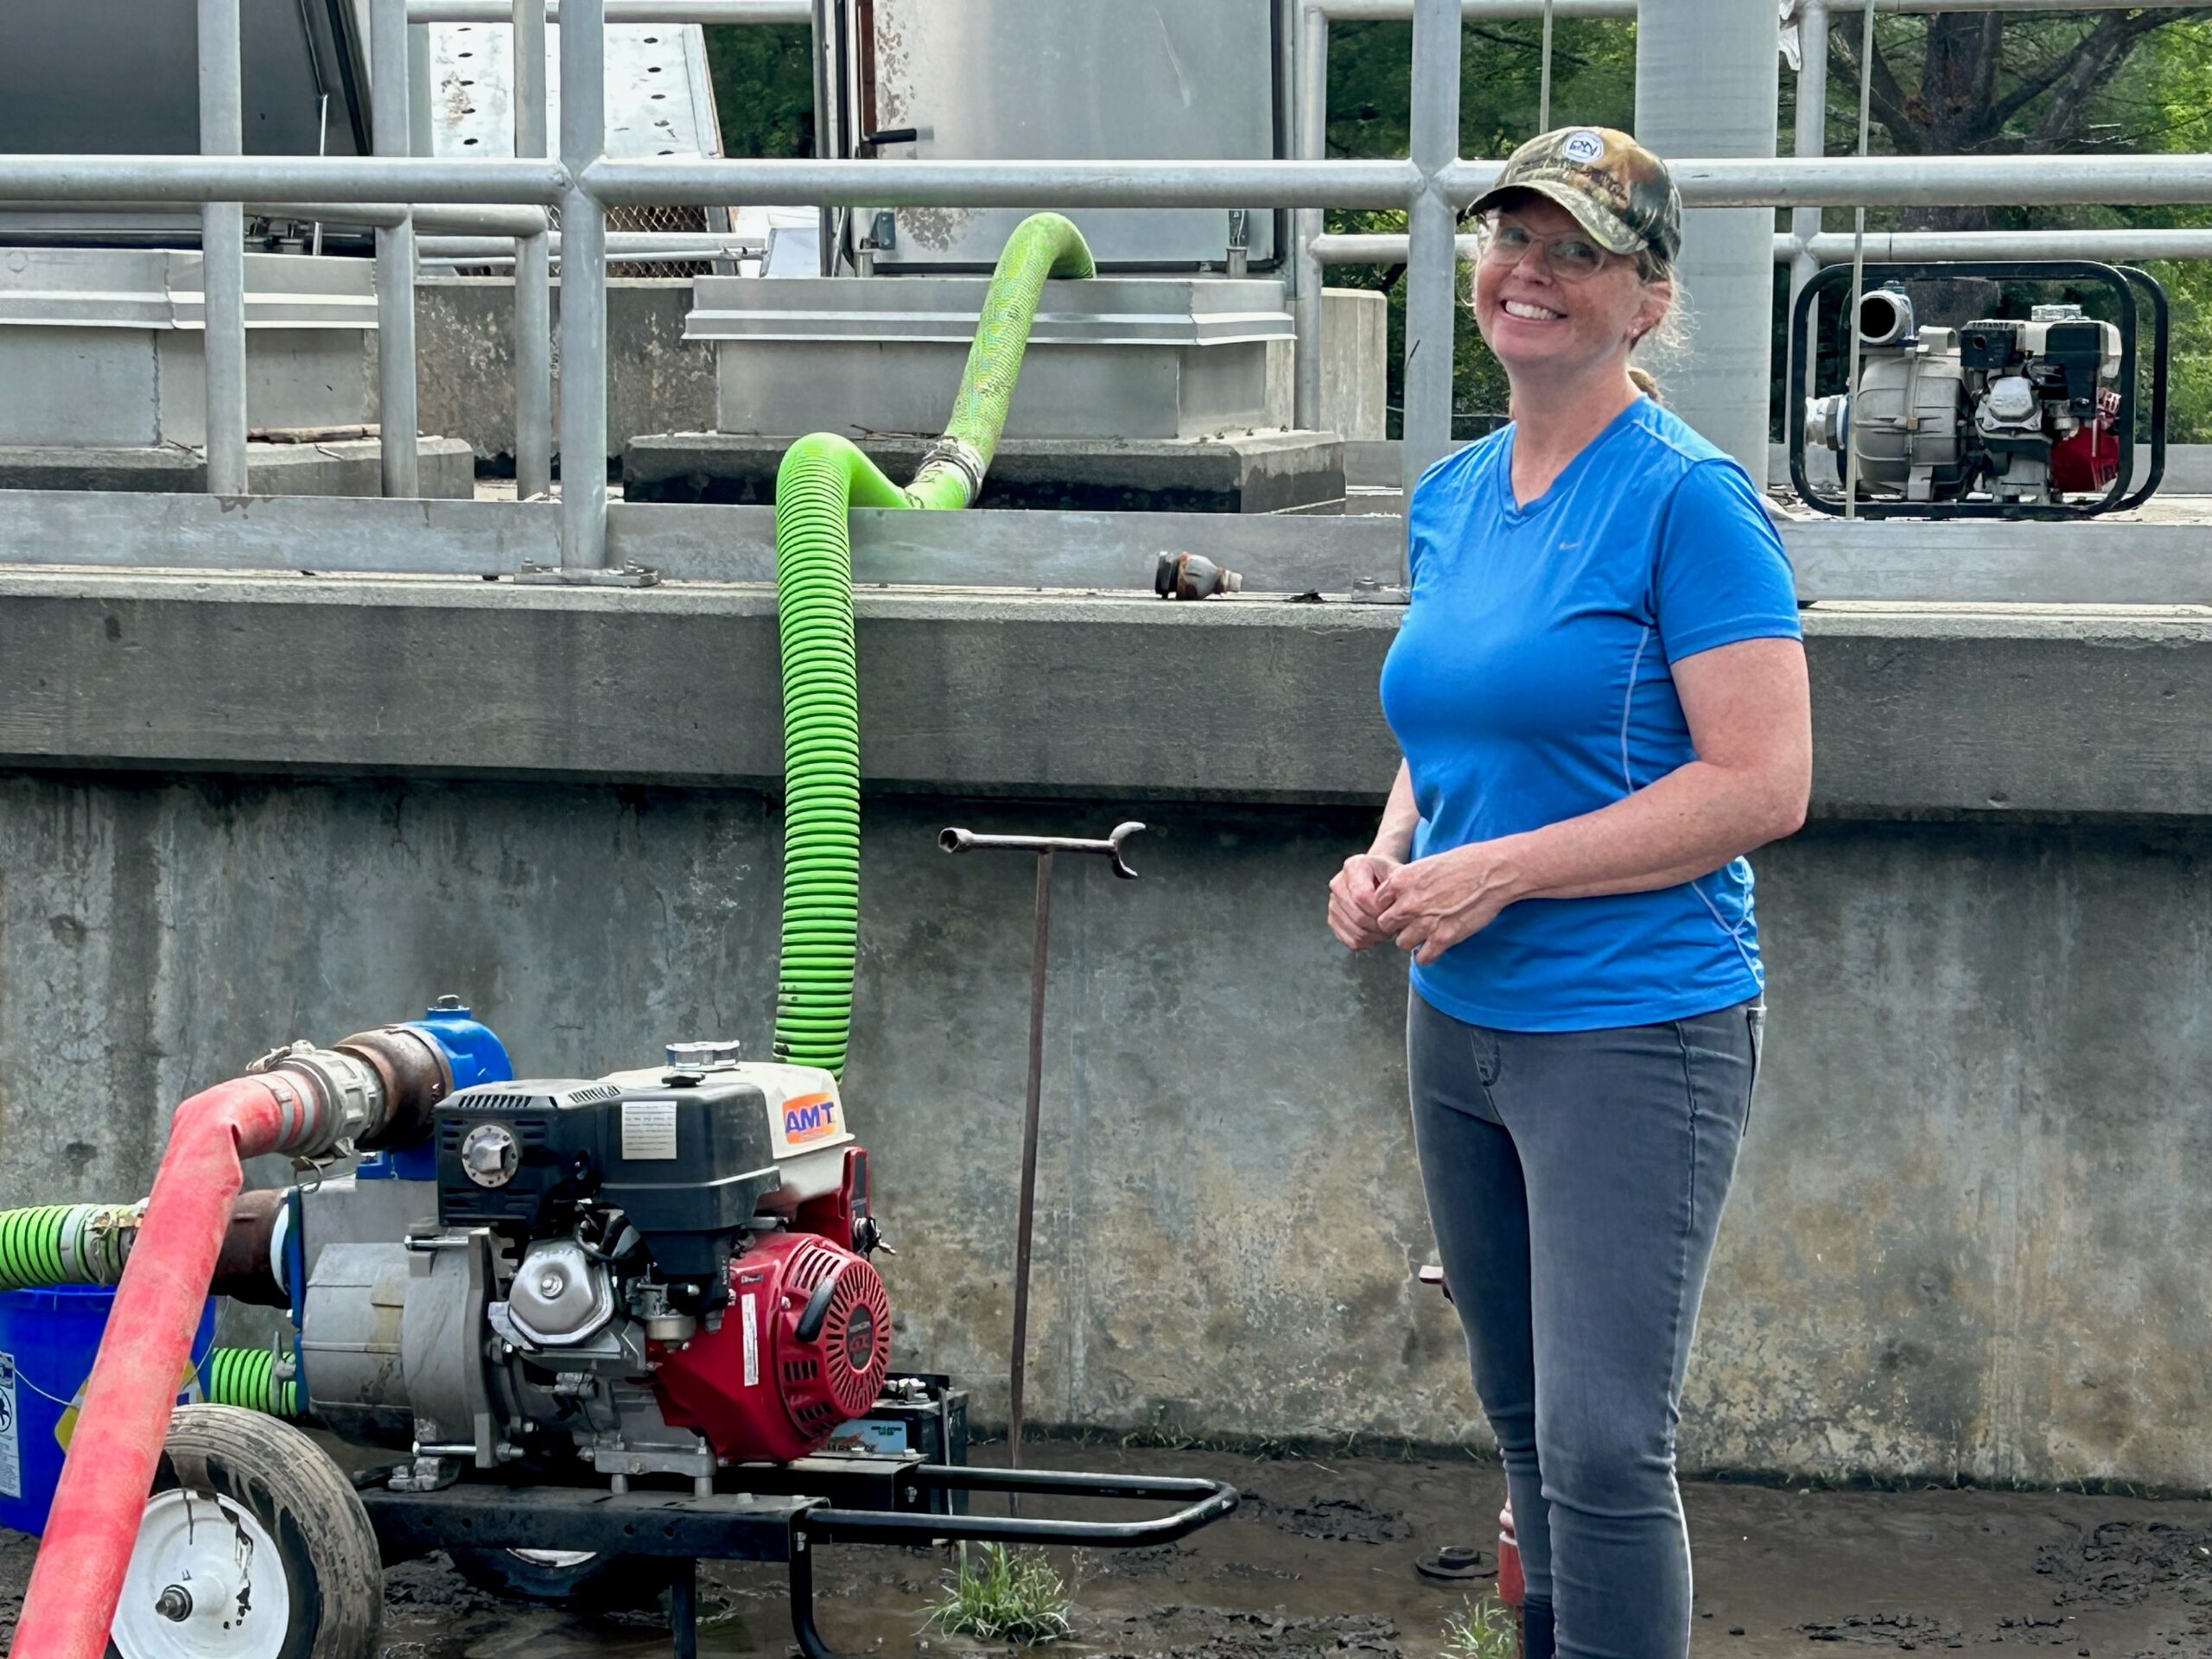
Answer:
[
  {"xmin": 0, "ymin": 1205, "xmax": 139, "ymax": 1291},
  {"xmin": 200, "ymin": 1347, "xmax": 301, "ymax": 1419},
  {"xmin": 771, "ymin": 213, "xmax": 1096, "ymax": 1078},
  {"xmin": 0, "ymin": 1209, "xmax": 299, "ymax": 1420}
]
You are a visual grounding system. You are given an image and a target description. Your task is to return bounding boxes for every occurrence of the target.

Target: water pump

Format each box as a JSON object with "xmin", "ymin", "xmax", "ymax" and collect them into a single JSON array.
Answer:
[
  {"xmin": 1786, "ymin": 259, "xmax": 2167, "ymax": 519},
  {"xmin": 302, "ymin": 1042, "xmax": 891, "ymax": 1486}
]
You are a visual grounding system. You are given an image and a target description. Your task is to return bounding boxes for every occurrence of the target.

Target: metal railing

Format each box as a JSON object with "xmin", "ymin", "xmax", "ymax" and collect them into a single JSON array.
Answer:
[
  {"xmin": 1292, "ymin": 0, "xmax": 2212, "ymax": 432},
  {"xmin": 11, "ymin": 0, "xmax": 2212, "ymax": 575}
]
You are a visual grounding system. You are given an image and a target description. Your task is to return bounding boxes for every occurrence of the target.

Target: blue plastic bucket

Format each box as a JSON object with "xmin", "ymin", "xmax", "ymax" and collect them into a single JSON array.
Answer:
[{"xmin": 0, "ymin": 1286, "xmax": 216, "ymax": 1536}]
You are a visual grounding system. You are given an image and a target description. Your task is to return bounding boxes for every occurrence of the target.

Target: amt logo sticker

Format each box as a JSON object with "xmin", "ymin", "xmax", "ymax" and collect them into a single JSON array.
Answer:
[{"xmin": 783, "ymin": 1093, "xmax": 841, "ymax": 1144}]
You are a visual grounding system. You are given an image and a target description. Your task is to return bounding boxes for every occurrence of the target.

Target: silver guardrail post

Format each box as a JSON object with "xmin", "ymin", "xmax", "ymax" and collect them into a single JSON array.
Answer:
[
  {"xmin": 1293, "ymin": 1, "xmax": 1329, "ymax": 434},
  {"xmin": 1788, "ymin": 0, "xmax": 1828, "ymax": 405},
  {"xmin": 515, "ymin": 0, "xmax": 556, "ymax": 500},
  {"xmin": 372, "ymin": 0, "xmax": 423, "ymax": 497},
  {"xmin": 197, "ymin": 0, "xmax": 251, "ymax": 497},
  {"xmin": 1401, "ymin": 0, "xmax": 1463, "ymax": 567},
  {"xmin": 560, "ymin": 0, "xmax": 612, "ymax": 568}
]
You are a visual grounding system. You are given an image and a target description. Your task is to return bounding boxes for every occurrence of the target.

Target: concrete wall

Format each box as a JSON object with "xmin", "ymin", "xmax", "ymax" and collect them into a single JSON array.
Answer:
[
  {"xmin": 1, "ymin": 774, "xmax": 2205, "ymax": 1491},
  {"xmin": 417, "ymin": 278, "xmax": 1382, "ymax": 466},
  {"xmin": 0, "ymin": 575, "xmax": 2207, "ymax": 1490},
  {"xmin": 416, "ymin": 277, "xmax": 717, "ymax": 470},
  {"xmin": 1320, "ymin": 287, "xmax": 1389, "ymax": 442}
]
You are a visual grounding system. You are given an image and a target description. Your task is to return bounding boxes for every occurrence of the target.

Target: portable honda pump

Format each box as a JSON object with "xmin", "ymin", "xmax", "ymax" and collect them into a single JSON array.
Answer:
[
  {"xmin": 1785, "ymin": 258, "xmax": 2168, "ymax": 519},
  {"xmin": 302, "ymin": 1040, "xmax": 893, "ymax": 1485}
]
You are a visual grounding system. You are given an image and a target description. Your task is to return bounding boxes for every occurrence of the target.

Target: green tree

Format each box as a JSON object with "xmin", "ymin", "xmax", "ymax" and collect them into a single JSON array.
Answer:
[
  {"xmin": 706, "ymin": 23, "xmax": 815, "ymax": 160},
  {"xmin": 1320, "ymin": 18, "xmax": 1637, "ymax": 438},
  {"xmin": 1807, "ymin": 10, "xmax": 2212, "ymax": 433}
]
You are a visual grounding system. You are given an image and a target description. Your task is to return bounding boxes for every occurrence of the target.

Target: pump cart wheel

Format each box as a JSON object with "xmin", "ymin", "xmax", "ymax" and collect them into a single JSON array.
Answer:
[
  {"xmin": 448, "ymin": 1544, "xmax": 676, "ymax": 1608},
  {"xmin": 106, "ymin": 1405, "xmax": 382, "ymax": 1659}
]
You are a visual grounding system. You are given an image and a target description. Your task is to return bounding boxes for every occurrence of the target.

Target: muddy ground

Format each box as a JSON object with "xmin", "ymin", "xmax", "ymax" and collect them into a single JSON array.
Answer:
[{"xmin": 6, "ymin": 1439, "xmax": 2211, "ymax": 1657}]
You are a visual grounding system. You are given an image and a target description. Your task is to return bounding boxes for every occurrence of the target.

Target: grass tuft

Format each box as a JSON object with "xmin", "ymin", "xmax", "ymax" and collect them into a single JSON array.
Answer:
[
  {"xmin": 1442, "ymin": 1592, "xmax": 1519, "ymax": 1659},
  {"xmin": 921, "ymin": 1543, "xmax": 1075, "ymax": 1646}
]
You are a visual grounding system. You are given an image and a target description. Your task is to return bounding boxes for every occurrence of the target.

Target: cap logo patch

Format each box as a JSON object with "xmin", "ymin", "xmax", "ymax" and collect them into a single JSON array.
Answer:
[{"xmin": 1561, "ymin": 130, "xmax": 1607, "ymax": 165}]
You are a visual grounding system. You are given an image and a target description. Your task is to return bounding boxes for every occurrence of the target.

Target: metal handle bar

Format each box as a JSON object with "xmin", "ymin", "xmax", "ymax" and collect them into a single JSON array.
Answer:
[
  {"xmin": 939, "ymin": 822, "xmax": 1146, "ymax": 879},
  {"xmin": 801, "ymin": 1466, "xmax": 1236, "ymax": 1546},
  {"xmin": 789, "ymin": 1468, "xmax": 1239, "ymax": 1658}
]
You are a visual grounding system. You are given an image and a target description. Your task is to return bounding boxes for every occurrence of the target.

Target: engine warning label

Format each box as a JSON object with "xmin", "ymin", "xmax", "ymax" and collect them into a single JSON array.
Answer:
[
  {"xmin": 0, "ymin": 1352, "xmax": 20, "ymax": 1500},
  {"xmin": 741, "ymin": 1294, "xmax": 760, "ymax": 1389},
  {"xmin": 620, "ymin": 1099, "xmax": 680, "ymax": 1160}
]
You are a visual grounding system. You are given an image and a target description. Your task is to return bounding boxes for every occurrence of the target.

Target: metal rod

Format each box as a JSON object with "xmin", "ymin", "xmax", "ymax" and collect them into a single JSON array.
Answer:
[
  {"xmin": 1313, "ymin": 231, "xmax": 1482, "ymax": 263},
  {"xmin": 1796, "ymin": 227, "xmax": 2212, "ymax": 263},
  {"xmin": 1402, "ymin": 0, "xmax": 1463, "ymax": 532},
  {"xmin": 1842, "ymin": 0, "xmax": 1876, "ymax": 522},
  {"xmin": 809, "ymin": 0, "xmax": 836, "ymax": 276},
  {"xmin": 938, "ymin": 823, "xmax": 1143, "ymax": 1484},
  {"xmin": 1314, "ymin": 0, "xmax": 2196, "ymax": 13},
  {"xmin": 197, "ymin": 0, "xmax": 250, "ymax": 498},
  {"xmin": 1611, "ymin": 154, "xmax": 2212, "ymax": 210},
  {"xmin": 1293, "ymin": 0, "xmax": 1330, "ymax": 431},
  {"xmin": 940, "ymin": 825, "xmax": 1146, "ymax": 877},
  {"xmin": 417, "ymin": 231, "xmax": 762, "ymax": 257},
  {"xmin": 372, "ymin": 0, "xmax": 420, "ymax": 498},
  {"xmin": 22, "ymin": 152, "xmax": 2212, "ymax": 214},
  {"xmin": 583, "ymin": 157, "xmax": 1427, "ymax": 208},
  {"xmin": 1789, "ymin": 0, "xmax": 1828, "ymax": 407},
  {"xmin": 1007, "ymin": 846, "xmax": 1052, "ymax": 1488},
  {"xmin": 1538, "ymin": 0, "xmax": 1554, "ymax": 130},
  {"xmin": 407, "ymin": 22, "xmax": 435, "ymax": 160},
  {"xmin": 0, "ymin": 157, "xmax": 566, "ymax": 204},
  {"xmin": 410, "ymin": 0, "xmax": 808, "ymax": 17},
  {"xmin": 1324, "ymin": 225, "xmax": 2212, "ymax": 267},
  {"xmin": 14, "ymin": 198, "xmax": 549, "ymax": 233},
  {"xmin": 1319, "ymin": 0, "xmax": 1631, "ymax": 16},
  {"xmin": 514, "ymin": 0, "xmax": 553, "ymax": 503},
  {"xmin": 560, "ymin": 0, "xmax": 610, "ymax": 569},
  {"xmin": 670, "ymin": 1559, "xmax": 699, "ymax": 1659}
]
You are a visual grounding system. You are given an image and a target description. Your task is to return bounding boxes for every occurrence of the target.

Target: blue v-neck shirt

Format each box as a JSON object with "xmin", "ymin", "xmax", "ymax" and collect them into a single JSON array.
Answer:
[{"xmin": 1379, "ymin": 397, "xmax": 1802, "ymax": 1033}]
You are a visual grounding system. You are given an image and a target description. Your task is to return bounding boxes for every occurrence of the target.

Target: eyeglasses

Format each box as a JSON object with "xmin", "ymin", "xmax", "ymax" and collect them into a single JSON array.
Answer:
[{"xmin": 1477, "ymin": 219, "xmax": 1613, "ymax": 283}]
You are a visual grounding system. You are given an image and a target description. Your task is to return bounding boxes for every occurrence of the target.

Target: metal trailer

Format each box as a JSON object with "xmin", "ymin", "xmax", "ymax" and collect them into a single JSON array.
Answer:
[{"xmin": 358, "ymin": 1455, "xmax": 1237, "ymax": 1659}]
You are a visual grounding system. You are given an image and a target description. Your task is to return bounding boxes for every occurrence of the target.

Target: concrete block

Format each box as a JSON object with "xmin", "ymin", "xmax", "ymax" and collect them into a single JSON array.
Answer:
[
  {"xmin": 0, "ymin": 250, "xmax": 377, "ymax": 448},
  {"xmin": 416, "ymin": 276, "xmax": 717, "ymax": 470},
  {"xmin": 0, "ymin": 439, "xmax": 474, "ymax": 499},
  {"xmin": 622, "ymin": 430, "xmax": 1346, "ymax": 515},
  {"xmin": 691, "ymin": 276, "xmax": 1293, "ymax": 442},
  {"xmin": 1321, "ymin": 287, "xmax": 1389, "ymax": 442},
  {"xmin": 1, "ymin": 575, "xmax": 2209, "ymax": 823}
]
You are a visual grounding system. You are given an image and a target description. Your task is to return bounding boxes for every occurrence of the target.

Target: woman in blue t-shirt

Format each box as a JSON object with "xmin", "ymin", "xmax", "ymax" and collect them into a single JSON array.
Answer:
[{"xmin": 1327, "ymin": 129, "xmax": 1810, "ymax": 1659}]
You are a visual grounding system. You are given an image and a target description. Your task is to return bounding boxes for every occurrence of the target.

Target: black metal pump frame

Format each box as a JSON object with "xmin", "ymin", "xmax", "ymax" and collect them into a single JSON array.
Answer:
[
  {"xmin": 1786, "ymin": 260, "xmax": 2170, "ymax": 520},
  {"xmin": 360, "ymin": 1458, "xmax": 1238, "ymax": 1659}
]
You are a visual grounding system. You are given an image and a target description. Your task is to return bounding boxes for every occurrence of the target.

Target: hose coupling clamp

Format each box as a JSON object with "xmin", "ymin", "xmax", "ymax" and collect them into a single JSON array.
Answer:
[
  {"xmin": 257, "ymin": 1042, "xmax": 388, "ymax": 1158},
  {"xmin": 918, "ymin": 436, "xmax": 988, "ymax": 506}
]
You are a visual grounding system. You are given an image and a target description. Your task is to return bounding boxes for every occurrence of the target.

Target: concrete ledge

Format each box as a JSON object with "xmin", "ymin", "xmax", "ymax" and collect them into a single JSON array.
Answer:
[
  {"xmin": 0, "ymin": 572, "xmax": 2206, "ymax": 820},
  {"xmin": 623, "ymin": 431, "xmax": 1347, "ymax": 515},
  {"xmin": 0, "ymin": 438, "xmax": 476, "ymax": 499}
]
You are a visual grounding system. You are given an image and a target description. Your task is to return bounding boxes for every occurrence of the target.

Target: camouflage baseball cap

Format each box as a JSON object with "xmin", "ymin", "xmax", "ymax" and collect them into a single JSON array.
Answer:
[{"xmin": 1471, "ymin": 127, "xmax": 1682, "ymax": 264}]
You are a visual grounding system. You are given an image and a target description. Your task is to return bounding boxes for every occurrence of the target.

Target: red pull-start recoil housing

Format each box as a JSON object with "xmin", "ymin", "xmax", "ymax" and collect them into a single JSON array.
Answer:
[{"xmin": 652, "ymin": 1225, "xmax": 893, "ymax": 1465}]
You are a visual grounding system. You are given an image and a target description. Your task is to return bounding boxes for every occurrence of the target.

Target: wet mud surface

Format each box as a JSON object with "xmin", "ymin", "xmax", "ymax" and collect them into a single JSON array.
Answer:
[{"xmin": 6, "ymin": 1441, "xmax": 2212, "ymax": 1656}]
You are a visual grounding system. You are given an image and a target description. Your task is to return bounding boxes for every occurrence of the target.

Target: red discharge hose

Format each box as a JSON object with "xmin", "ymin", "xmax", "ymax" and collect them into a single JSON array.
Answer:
[{"xmin": 12, "ymin": 1071, "xmax": 321, "ymax": 1659}]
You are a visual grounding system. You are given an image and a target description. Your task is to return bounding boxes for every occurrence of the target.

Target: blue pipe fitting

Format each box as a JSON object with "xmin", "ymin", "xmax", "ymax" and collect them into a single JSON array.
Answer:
[{"xmin": 359, "ymin": 997, "xmax": 514, "ymax": 1181}]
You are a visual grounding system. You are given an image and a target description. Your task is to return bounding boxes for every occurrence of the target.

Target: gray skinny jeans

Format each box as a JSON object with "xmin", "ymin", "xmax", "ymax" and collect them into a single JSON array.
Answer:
[{"xmin": 1408, "ymin": 988, "xmax": 1762, "ymax": 1659}]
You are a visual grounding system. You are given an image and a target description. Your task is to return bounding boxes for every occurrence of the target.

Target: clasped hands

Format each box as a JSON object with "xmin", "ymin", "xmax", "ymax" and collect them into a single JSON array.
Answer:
[{"xmin": 1328, "ymin": 843, "xmax": 1528, "ymax": 966}]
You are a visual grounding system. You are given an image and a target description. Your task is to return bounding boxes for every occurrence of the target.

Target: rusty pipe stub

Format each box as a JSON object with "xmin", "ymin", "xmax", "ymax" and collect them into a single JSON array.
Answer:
[
  {"xmin": 1154, "ymin": 551, "xmax": 1243, "ymax": 601},
  {"xmin": 337, "ymin": 1024, "xmax": 457, "ymax": 1151},
  {"xmin": 211, "ymin": 1190, "xmax": 290, "ymax": 1308}
]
